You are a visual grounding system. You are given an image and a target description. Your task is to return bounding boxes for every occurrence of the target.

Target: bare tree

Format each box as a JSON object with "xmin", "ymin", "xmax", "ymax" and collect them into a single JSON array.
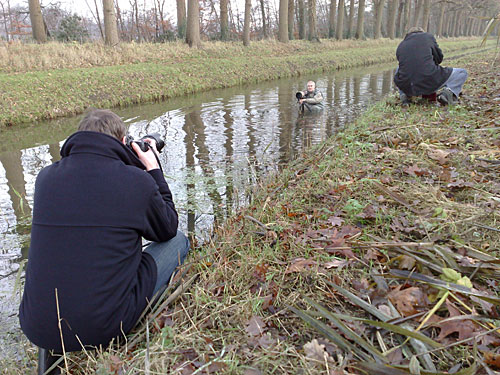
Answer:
[
  {"xmin": 421, "ymin": 0, "xmax": 430, "ymax": 31},
  {"xmin": 355, "ymin": 0, "xmax": 365, "ymax": 39},
  {"xmin": 402, "ymin": 0, "xmax": 410, "ymax": 34},
  {"xmin": 243, "ymin": 0, "xmax": 251, "ymax": 45},
  {"xmin": 387, "ymin": 0, "xmax": 398, "ymax": 39},
  {"xmin": 28, "ymin": 0, "xmax": 46, "ymax": 42},
  {"xmin": 298, "ymin": 0, "xmax": 305, "ymax": 38},
  {"xmin": 259, "ymin": 0, "xmax": 267, "ymax": 37},
  {"xmin": 103, "ymin": 0, "xmax": 119, "ymax": 45},
  {"xmin": 373, "ymin": 0, "xmax": 385, "ymax": 39},
  {"xmin": 411, "ymin": 0, "xmax": 422, "ymax": 27},
  {"xmin": 288, "ymin": 0, "xmax": 294, "ymax": 39},
  {"xmin": 347, "ymin": 0, "xmax": 354, "ymax": 38},
  {"xmin": 0, "ymin": 0, "xmax": 11, "ymax": 41},
  {"xmin": 336, "ymin": 0, "xmax": 344, "ymax": 39},
  {"xmin": 220, "ymin": 0, "xmax": 229, "ymax": 40},
  {"xmin": 308, "ymin": 0, "xmax": 317, "ymax": 40},
  {"xmin": 176, "ymin": 0, "xmax": 186, "ymax": 38},
  {"xmin": 328, "ymin": 0, "xmax": 337, "ymax": 37},
  {"xmin": 278, "ymin": 0, "xmax": 288, "ymax": 41},
  {"xmin": 186, "ymin": 0, "xmax": 200, "ymax": 47}
]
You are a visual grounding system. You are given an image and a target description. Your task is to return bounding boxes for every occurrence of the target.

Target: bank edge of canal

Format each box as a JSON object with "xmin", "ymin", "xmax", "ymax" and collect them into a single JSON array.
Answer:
[
  {"xmin": 125, "ymin": 49, "xmax": 497, "ymax": 374},
  {"xmin": 2, "ymin": 47, "xmax": 499, "ymax": 374},
  {"xmin": 6, "ymin": 48, "xmax": 495, "ymax": 375},
  {"xmin": 0, "ymin": 38, "xmax": 491, "ymax": 128}
]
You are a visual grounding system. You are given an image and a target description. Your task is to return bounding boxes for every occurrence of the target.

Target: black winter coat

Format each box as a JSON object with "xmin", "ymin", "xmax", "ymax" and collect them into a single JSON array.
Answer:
[
  {"xmin": 19, "ymin": 131, "xmax": 178, "ymax": 352},
  {"xmin": 394, "ymin": 31, "xmax": 452, "ymax": 97}
]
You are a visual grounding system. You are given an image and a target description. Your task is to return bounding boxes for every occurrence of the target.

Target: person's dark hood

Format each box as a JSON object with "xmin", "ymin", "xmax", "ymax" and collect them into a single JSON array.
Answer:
[{"xmin": 60, "ymin": 131, "xmax": 146, "ymax": 170}]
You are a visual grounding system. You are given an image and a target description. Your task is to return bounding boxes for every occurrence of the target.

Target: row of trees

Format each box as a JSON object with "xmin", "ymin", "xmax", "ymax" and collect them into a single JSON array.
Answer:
[{"xmin": 1, "ymin": 0, "xmax": 498, "ymax": 46}]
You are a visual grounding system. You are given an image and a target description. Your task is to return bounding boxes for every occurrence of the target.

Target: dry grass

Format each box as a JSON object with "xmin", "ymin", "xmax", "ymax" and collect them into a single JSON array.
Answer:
[
  {"xmin": 3, "ymin": 45, "xmax": 498, "ymax": 375},
  {"xmin": 0, "ymin": 37, "xmax": 477, "ymax": 74},
  {"xmin": 21, "ymin": 49, "xmax": 496, "ymax": 375}
]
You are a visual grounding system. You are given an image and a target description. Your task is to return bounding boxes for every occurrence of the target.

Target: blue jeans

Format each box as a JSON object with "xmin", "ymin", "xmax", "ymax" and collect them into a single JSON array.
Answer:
[
  {"xmin": 395, "ymin": 67, "xmax": 468, "ymax": 99},
  {"xmin": 144, "ymin": 231, "xmax": 190, "ymax": 295}
]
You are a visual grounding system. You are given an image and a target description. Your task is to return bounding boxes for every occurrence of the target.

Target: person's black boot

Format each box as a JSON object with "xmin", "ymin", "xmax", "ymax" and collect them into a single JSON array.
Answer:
[
  {"xmin": 400, "ymin": 93, "xmax": 412, "ymax": 107},
  {"xmin": 437, "ymin": 88, "xmax": 456, "ymax": 106}
]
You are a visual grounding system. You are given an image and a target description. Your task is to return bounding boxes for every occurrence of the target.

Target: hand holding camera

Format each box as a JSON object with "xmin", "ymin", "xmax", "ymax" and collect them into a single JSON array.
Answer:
[{"xmin": 126, "ymin": 133, "xmax": 165, "ymax": 171}]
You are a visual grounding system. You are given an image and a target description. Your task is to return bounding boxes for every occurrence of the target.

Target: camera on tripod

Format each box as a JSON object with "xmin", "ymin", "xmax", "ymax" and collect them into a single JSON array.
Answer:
[{"xmin": 125, "ymin": 132, "xmax": 165, "ymax": 153}]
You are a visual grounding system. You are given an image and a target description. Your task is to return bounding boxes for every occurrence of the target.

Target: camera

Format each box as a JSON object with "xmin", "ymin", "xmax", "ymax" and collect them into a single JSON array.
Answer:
[
  {"xmin": 125, "ymin": 132, "xmax": 165, "ymax": 153},
  {"xmin": 296, "ymin": 91, "xmax": 304, "ymax": 100}
]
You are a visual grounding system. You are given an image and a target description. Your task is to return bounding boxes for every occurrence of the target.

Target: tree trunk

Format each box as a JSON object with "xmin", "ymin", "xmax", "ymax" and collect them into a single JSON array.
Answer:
[
  {"xmin": 243, "ymin": 0, "xmax": 251, "ymax": 45},
  {"xmin": 421, "ymin": 0, "xmax": 430, "ymax": 32},
  {"xmin": 452, "ymin": 10, "xmax": 460, "ymax": 37},
  {"xmin": 355, "ymin": 0, "xmax": 365, "ymax": 39},
  {"xmin": 220, "ymin": 0, "xmax": 229, "ymax": 40},
  {"xmin": 176, "ymin": 0, "xmax": 186, "ymax": 38},
  {"xmin": 411, "ymin": 0, "xmax": 422, "ymax": 28},
  {"xmin": 335, "ymin": 0, "xmax": 344, "ymax": 40},
  {"xmin": 308, "ymin": 0, "xmax": 317, "ymax": 40},
  {"xmin": 186, "ymin": 0, "xmax": 200, "ymax": 47},
  {"xmin": 387, "ymin": 0, "xmax": 397, "ymax": 39},
  {"xmin": 103, "ymin": 0, "xmax": 119, "ymax": 45},
  {"xmin": 259, "ymin": 0, "xmax": 267, "ymax": 37},
  {"xmin": 288, "ymin": 0, "xmax": 295, "ymax": 39},
  {"xmin": 28, "ymin": 0, "xmax": 46, "ymax": 42},
  {"xmin": 0, "ymin": 1, "xmax": 10, "ymax": 42},
  {"xmin": 347, "ymin": 0, "xmax": 354, "ymax": 38},
  {"xmin": 402, "ymin": 0, "xmax": 410, "ymax": 34},
  {"xmin": 278, "ymin": 0, "xmax": 289, "ymax": 41},
  {"xmin": 298, "ymin": 0, "xmax": 305, "ymax": 38},
  {"xmin": 395, "ymin": 0, "xmax": 404, "ymax": 37},
  {"xmin": 374, "ymin": 0, "xmax": 385, "ymax": 39},
  {"xmin": 436, "ymin": 2, "xmax": 444, "ymax": 37},
  {"xmin": 328, "ymin": 0, "xmax": 337, "ymax": 37}
]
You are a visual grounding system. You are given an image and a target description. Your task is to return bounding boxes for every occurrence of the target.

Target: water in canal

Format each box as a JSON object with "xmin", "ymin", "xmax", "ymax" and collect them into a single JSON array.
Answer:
[{"xmin": 0, "ymin": 62, "xmax": 397, "ymax": 357}]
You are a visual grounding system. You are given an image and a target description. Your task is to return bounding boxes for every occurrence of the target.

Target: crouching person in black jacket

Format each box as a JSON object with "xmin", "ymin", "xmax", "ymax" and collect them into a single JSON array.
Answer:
[
  {"xmin": 19, "ymin": 109, "xmax": 190, "ymax": 355},
  {"xmin": 394, "ymin": 27, "xmax": 468, "ymax": 106}
]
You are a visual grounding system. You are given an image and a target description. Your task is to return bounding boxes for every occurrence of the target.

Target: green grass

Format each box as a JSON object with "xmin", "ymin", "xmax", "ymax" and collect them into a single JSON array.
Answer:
[{"xmin": 0, "ymin": 37, "xmax": 490, "ymax": 128}]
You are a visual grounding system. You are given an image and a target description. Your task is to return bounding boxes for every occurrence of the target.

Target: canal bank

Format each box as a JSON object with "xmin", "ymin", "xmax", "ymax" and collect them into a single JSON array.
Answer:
[
  {"xmin": 1, "ymin": 47, "xmax": 498, "ymax": 374},
  {"xmin": 0, "ymin": 38, "xmax": 489, "ymax": 128},
  {"xmin": 89, "ymin": 49, "xmax": 498, "ymax": 374}
]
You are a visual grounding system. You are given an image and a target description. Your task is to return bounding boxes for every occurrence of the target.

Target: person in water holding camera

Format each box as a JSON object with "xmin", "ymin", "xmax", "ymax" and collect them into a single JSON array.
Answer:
[
  {"xmin": 296, "ymin": 80, "xmax": 324, "ymax": 113},
  {"xmin": 19, "ymin": 109, "xmax": 190, "ymax": 354}
]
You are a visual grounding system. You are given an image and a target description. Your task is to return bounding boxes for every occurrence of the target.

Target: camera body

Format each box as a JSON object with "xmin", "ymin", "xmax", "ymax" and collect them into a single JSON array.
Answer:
[{"xmin": 125, "ymin": 132, "xmax": 165, "ymax": 153}]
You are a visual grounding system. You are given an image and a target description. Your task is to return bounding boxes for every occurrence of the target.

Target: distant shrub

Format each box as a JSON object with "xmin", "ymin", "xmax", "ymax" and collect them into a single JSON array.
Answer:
[{"xmin": 56, "ymin": 15, "xmax": 89, "ymax": 43}]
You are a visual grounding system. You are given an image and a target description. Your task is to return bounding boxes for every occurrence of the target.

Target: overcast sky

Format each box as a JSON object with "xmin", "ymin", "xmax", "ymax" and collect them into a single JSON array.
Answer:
[{"xmin": 11, "ymin": 0, "xmax": 251, "ymax": 19}]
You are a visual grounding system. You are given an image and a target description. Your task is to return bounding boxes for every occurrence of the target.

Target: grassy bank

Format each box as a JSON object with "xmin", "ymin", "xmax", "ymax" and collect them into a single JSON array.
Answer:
[
  {"xmin": 5, "ymin": 47, "xmax": 497, "ymax": 375},
  {"xmin": 0, "ymin": 38, "xmax": 489, "ymax": 128}
]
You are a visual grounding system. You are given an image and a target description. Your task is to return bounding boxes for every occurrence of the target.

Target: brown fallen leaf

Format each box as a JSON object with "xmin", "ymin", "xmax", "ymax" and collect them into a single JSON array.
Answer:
[
  {"xmin": 404, "ymin": 164, "xmax": 430, "ymax": 177},
  {"xmin": 428, "ymin": 149, "xmax": 451, "ymax": 165},
  {"xmin": 304, "ymin": 339, "xmax": 330, "ymax": 362},
  {"xmin": 324, "ymin": 259, "xmax": 349, "ymax": 269},
  {"xmin": 388, "ymin": 286, "xmax": 428, "ymax": 317},
  {"xmin": 398, "ymin": 255, "xmax": 416, "ymax": 270},
  {"xmin": 436, "ymin": 300, "xmax": 476, "ymax": 342},
  {"xmin": 484, "ymin": 351, "xmax": 500, "ymax": 369},
  {"xmin": 285, "ymin": 258, "xmax": 317, "ymax": 274},
  {"xmin": 245, "ymin": 316, "xmax": 266, "ymax": 337},
  {"xmin": 328, "ymin": 216, "xmax": 344, "ymax": 227}
]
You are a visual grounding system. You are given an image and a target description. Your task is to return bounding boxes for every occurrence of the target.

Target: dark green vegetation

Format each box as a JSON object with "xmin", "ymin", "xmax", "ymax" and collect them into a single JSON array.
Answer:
[
  {"xmin": 0, "ymin": 38, "xmax": 489, "ymax": 128},
  {"xmin": 16, "ymin": 48, "xmax": 495, "ymax": 375}
]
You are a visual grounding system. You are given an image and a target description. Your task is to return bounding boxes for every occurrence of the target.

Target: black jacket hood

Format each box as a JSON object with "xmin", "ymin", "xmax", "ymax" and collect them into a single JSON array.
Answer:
[{"xmin": 60, "ymin": 131, "xmax": 146, "ymax": 170}]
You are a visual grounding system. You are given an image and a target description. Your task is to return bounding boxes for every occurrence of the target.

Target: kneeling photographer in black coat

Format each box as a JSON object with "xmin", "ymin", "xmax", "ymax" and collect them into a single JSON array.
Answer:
[{"xmin": 19, "ymin": 109, "xmax": 190, "ymax": 354}]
